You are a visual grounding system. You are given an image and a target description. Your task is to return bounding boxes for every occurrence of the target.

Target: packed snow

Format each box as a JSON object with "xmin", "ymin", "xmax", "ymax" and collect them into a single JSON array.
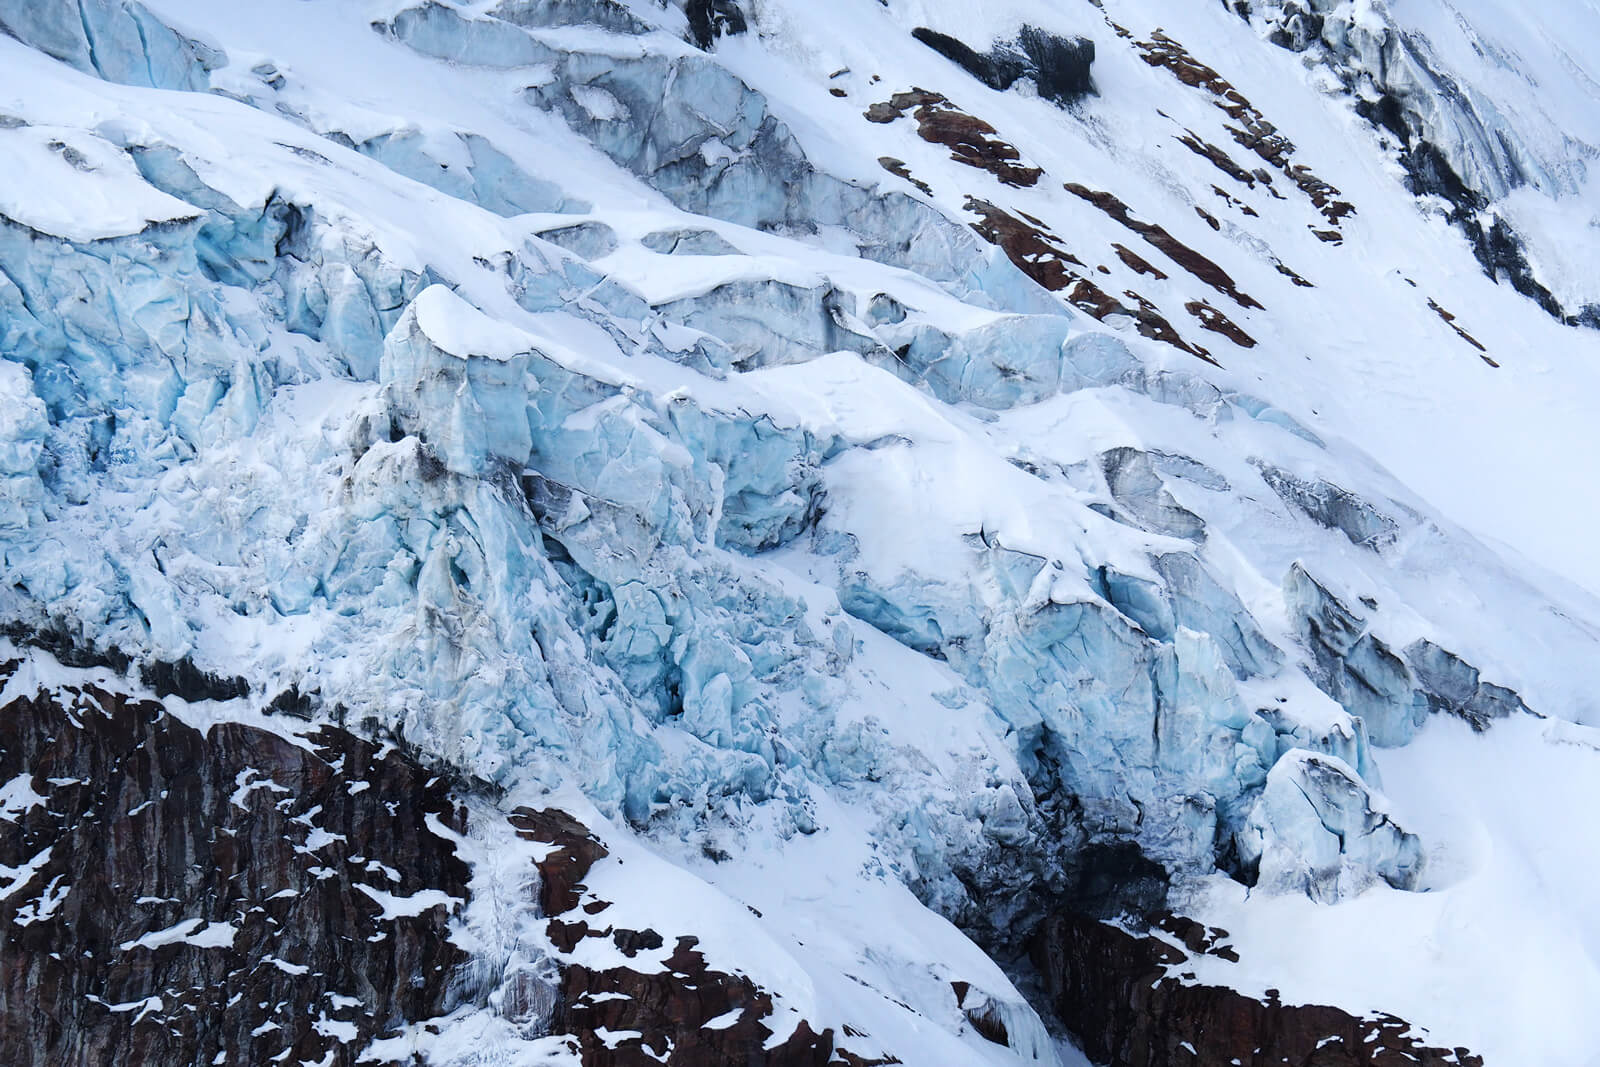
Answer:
[{"xmin": 0, "ymin": 0, "xmax": 1598, "ymax": 1062}]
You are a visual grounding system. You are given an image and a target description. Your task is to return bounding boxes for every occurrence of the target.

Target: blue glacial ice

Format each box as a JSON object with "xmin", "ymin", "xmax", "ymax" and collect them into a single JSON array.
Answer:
[{"xmin": 0, "ymin": 0, "xmax": 1588, "ymax": 963}]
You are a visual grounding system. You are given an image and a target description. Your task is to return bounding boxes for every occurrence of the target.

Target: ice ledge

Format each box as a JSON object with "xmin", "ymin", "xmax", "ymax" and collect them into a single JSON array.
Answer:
[
  {"xmin": 0, "ymin": 126, "xmax": 200, "ymax": 242},
  {"xmin": 407, "ymin": 283, "xmax": 539, "ymax": 361}
]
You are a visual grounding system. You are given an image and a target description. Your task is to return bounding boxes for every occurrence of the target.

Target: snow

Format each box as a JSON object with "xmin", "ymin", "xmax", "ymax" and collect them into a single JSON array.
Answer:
[
  {"xmin": 0, "ymin": 774, "xmax": 46, "ymax": 822},
  {"xmin": 352, "ymin": 883, "xmax": 460, "ymax": 921},
  {"xmin": 716, "ymin": 0, "xmax": 1600, "ymax": 602},
  {"xmin": 408, "ymin": 284, "xmax": 538, "ymax": 361},
  {"xmin": 102, "ymin": 996, "xmax": 165, "ymax": 1024},
  {"xmin": 13, "ymin": 874, "xmax": 70, "ymax": 926},
  {"xmin": 0, "ymin": 847, "xmax": 53, "ymax": 902},
  {"xmin": 700, "ymin": 1008, "xmax": 743, "ymax": 1031},
  {"xmin": 231, "ymin": 770, "xmax": 291, "ymax": 811},
  {"xmin": 1183, "ymin": 713, "xmax": 1600, "ymax": 1065},
  {"xmin": 570, "ymin": 84, "xmax": 623, "ymax": 122},
  {"xmin": 1, "ymin": 0, "xmax": 1599, "ymax": 1061},
  {"xmin": 263, "ymin": 956, "xmax": 311, "ymax": 976},
  {"xmin": 119, "ymin": 919, "xmax": 238, "ymax": 952},
  {"xmin": 592, "ymin": 1027, "xmax": 643, "ymax": 1050},
  {"xmin": 546, "ymin": 796, "xmax": 821, "ymax": 1014},
  {"xmin": 0, "ymin": 124, "xmax": 199, "ymax": 240},
  {"xmin": 312, "ymin": 1014, "xmax": 360, "ymax": 1044},
  {"xmin": 686, "ymin": 788, "xmax": 1061, "ymax": 1063}
]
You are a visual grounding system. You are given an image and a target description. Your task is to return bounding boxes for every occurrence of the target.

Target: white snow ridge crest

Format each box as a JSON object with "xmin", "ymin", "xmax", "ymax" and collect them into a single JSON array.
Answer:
[{"xmin": 0, "ymin": 0, "xmax": 1597, "ymax": 1064}]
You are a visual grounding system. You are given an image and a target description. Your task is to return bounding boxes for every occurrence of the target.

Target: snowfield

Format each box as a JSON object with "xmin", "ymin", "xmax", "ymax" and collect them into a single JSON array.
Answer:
[{"xmin": 0, "ymin": 0, "xmax": 1599, "ymax": 1063}]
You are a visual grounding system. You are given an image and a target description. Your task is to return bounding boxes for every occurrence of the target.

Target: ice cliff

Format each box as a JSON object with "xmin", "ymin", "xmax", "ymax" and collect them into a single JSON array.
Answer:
[{"xmin": 2, "ymin": 0, "xmax": 1600, "ymax": 1064}]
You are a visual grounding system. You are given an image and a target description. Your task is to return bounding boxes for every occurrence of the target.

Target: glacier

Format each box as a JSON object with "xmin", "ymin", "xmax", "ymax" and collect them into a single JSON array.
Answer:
[{"xmin": 1, "ymin": 0, "xmax": 1599, "ymax": 1064}]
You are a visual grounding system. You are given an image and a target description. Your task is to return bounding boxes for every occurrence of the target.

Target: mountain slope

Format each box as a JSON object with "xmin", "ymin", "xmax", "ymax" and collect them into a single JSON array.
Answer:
[{"xmin": 0, "ymin": 0, "xmax": 1597, "ymax": 1064}]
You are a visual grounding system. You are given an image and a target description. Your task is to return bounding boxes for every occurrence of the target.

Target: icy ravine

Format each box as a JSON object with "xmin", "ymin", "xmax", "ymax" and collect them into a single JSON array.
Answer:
[{"xmin": 0, "ymin": 0, "xmax": 1598, "ymax": 1064}]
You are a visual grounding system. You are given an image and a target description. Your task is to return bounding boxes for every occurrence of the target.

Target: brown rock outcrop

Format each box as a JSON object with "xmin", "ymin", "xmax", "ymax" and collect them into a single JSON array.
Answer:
[
  {"xmin": 1031, "ymin": 910, "xmax": 1483, "ymax": 1067},
  {"xmin": 1064, "ymin": 183, "xmax": 1264, "ymax": 312},
  {"xmin": 963, "ymin": 197, "xmax": 1218, "ymax": 364},
  {"xmin": 1130, "ymin": 29, "xmax": 1355, "ymax": 232},
  {"xmin": 510, "ymin": 806, "xmax": 840, "ymax": 1066},
  {"xmin": 866, "ymin": 89, "xmax": 1043, "ymax": 188}
]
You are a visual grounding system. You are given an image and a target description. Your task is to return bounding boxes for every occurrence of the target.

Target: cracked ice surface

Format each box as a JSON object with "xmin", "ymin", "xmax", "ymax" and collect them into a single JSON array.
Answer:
[{"xmin": 3, "ymin": 0, "xmax": 1600, "ymax": 1061}]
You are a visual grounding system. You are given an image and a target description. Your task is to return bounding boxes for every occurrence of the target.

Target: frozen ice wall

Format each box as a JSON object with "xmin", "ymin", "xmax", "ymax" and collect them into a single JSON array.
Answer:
[{"xmin": 2, "ymin": 0, "xmax": 1600, "ymax": 1061}]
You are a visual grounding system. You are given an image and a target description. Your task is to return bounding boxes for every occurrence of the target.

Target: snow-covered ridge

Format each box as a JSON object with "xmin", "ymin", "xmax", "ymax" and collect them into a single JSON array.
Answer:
[
  {"xmin": 0, "ymin": 0, "xmax": 1598, "ymax": 1062},
  {"xmin": 1241, "ymin": 0, "xmax": 1600, "ymax": 323}
]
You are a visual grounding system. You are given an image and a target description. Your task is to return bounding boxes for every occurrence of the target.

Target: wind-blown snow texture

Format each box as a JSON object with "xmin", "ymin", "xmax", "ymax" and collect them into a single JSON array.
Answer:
[{"xmin": 1, "ymin": 0, "xmax": 1599, "ymax": 1063}]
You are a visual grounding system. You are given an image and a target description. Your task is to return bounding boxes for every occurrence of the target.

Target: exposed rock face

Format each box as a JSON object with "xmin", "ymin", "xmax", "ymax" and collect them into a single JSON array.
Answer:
[
  {"xmin": 555, "ymin": 940, "xmax": 836, "ymax": 1066},
  {"xmin": 1062, "ymin": 184, "xmax": 1264, "ymax": 313},
  {"xmin": 910, "ymin": 25, "xmax": 1096, "ymax": 105},
  {"xmin": 1015, "ymin": 26, "xmax": 1097, "ymax": 105},
  {"xmin": 0, "ymin": 661, "xmax": 473, "ymax": 1067},
  {"xmin": 866, "ymin": 89, "xmax": 1044, "ymax": 189},
  {"xmin": 1243, "ymin": 0, "xmax": 1600, "ymax": 327},
  {"xmin": 961, "ymin": 196, "xmax": 1218, "ymax": 361},
  {"xmin": 685, "ymin": 0, "xmax": 748, "ymax": 51},
  {"xmin": 0, "ymin": 0, "xmax": 1593, "ymax": 1062},
  {"xmin": 509, "ymin": 807, "xmax": 839, "ymax": 1066},
  {"xmin": 1122, "ymin": 26, "xmax": 1354, "ymax": 235},
  {"xmin": 1031, "ymin": 911, "xmax": 1484, "ymax": 1067},
  {"xmin": 0, "ymin": 660, "xmax": 852, "ymax": 1066}
]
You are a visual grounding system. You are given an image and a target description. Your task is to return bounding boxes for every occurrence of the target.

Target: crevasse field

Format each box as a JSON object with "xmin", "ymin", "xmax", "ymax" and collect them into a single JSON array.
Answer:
[{"xmin": 1, "ymin": 0, "xmax": 1599, "ymax": 1064}]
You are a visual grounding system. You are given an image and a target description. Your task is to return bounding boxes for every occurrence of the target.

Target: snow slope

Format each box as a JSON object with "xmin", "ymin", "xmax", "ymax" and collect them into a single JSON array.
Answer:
[{"xmin": 0, "ymin": 0, "xmax": 1598, "ymax": 1062}]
